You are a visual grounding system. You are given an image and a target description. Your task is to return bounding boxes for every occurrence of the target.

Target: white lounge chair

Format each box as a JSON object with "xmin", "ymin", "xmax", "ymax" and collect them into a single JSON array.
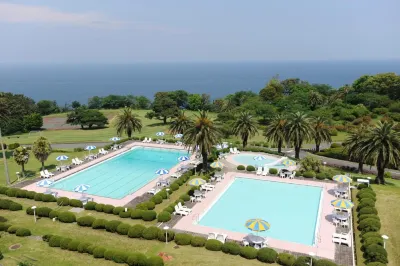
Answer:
[
  {"xmin": 200, "ymin": 185, "xmax": 213, "ymax": 192},
  {"xmin": 208, "ymin": 232, "xmax": 217, "ymax": 240},
  {"xmin": 178, "ymin": 202, "xmax": 192, "ymax": 213},
  {"xmin": 233, "ymin": 147, "xmax": 240, "ymax": 154},
  {"xmin": 229, "ymin": 148, "xmax": 235, "ymax": 154},
  {"xmin": 40, "ymin": 171, "xmax": 49, "ymax": 178},
  {"xmin": 289, "ymin": 171, "xmax": 296, "ymax": 179},
  {"xmin": 261, "ymin": 237, "xmax": 269, "ymax": 248},
  {"xmin": 75, "ymin": 157, "xmax": 84, "ymax": 164},
  {"xmin": 332, "ymin": 233, "xmax": 352, "ymax": 247},
  {"xmin": 98, "ymin": 148, "xmax": 108, "ymax": 155},
  {"xmin": 262, "ymin": 167, "xmax": 269, "ymax": 176},
  {"xmin": 174, "ymin": 206, "xmax": 189, "ymax": 216},
  {"xmin": 147, "ymin": 187, "xmax": 161, "ymax": 195},
  {"xmin": 148, "ymin": 138, "xmax": 152, "ymax": 143},
  {"xmin": 242, "ymin": 239, "xmax": 249, "ymax": 246},
  {"xmin": 204, "ymin": 183, "xmax": 215, "ymax": 189},
  {"xmin": 142, "ymin": 137, "xmax": 148, "ymax": 143},
  {"xmin": 341, "ymin": 220, "xmax": 350, "ymax": 228},
  {"xmin": 216, "ymin": 234, "xmax": 227, "ymax": 243},
  {"xmin": 256, "ymin": 167, "xmax": 262, "ymax": 175},
  {"xmin": 171, "ymin": 172, "xmax": 182, "ymax": 179},
  {"xmin": 190, "ymin": 196, "xmax": 196, "ymax": 202},
  {"xmin": 44, "ymin": 169, "xmax": 54, "ymax": 177},
  {"xmin": 332, "ymin": 218, "xmax": 340, "ymax": 227}
]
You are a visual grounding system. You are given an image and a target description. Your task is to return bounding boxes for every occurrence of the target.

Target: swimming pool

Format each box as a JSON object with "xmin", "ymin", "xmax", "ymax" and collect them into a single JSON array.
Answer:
[
  {"xmin": 51, "ymin": 147, "xmax": 188, "ymax": 199},
  {"xmin": 231, "ymin": 154, "xmax": 286, "ymax": 168},
  {"xmin": 198, "ymin": 177, "xmax": 322, "ymax": 245}
]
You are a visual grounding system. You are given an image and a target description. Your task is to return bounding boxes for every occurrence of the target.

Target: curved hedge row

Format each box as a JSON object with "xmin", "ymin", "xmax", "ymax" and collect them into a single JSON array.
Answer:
[
  {"xmin": 0, "ymin": 198, "xmax": 23, "ymax": 211},
  {"xmin": 0, "ymin": 223, "xmax": 31, "ymax": 237}
]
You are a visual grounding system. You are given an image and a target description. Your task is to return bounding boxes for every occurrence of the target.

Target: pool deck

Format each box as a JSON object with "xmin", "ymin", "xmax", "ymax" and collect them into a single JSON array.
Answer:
[
  {"xmin": 226, "ymin": 151, "xmax": 295, "ymax": 169},
  {"xmin": 22, "ymin": 142, "xmax": 193, "ymax": 206},
  {"xmin": 173, "ymin": 172, "xmax": 337, "ymax": 260}
]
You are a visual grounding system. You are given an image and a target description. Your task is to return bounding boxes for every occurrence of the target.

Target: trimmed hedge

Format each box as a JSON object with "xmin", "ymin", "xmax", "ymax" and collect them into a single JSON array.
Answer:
[
  {"xmin": 92, "ymin": 219, "xmax": 107, "ymax": 229},
  {"xmin": 240, "ymin": 246, "xmax": 258, "ymax": 259},
  {"xmin": 191, "ymin": 236, "xmax": 207, "ymax": 247},
  {"xmin": 0, "ymin": 223, "xmax": 11, "ymax": 231},
  {"xmin": 205, "ymin": 239, "xmax": 223, "ymax": 251},
  {"xmin": 7, "ymin": 225, "xmax": 19, "ymax": 234},
  {"xmin": 221, "ymin": 242, "xmax": 241, "ymax": 255},
  {"xmin": 69, "ymin": 199, "xmax": 83, "ymax": 208},
  {"xmin": 130, "ymin": 209, "xmax": 143, "ymax": 219},
  {"xmin": 157, "ymin": 229, "xmax": 175, "ymax": 242},
  {"xmin": 16, "ymin": 228, "xmax": 31, "ymax": 237},
  {"xmin": 105, "ymin": 220, "xmax": 122, "ymax": 233},
  {"xmin": 77, "ymin": 216, "xmax": 96, "ymax": 227},
  {"xmin": 49, "ymin": 210, "xmax": 59, "ymax": 219},
  {"xmin": 60, "ymin": 238, "xmax": 72, "ymax": 250},
  {"xmin": 58, "ymin": 211, "xmax": 76, "ymax": 223},
  {"xmin": 68, "ymin": 240, "xmax": 80, "ymax": 251},
  {"xmin": 277, "ymin": 253, "xmax": 296, "ymax": 266},
  {"xmin": 269, "ymin": 168, "xmax": 278, "ymax": 175},
  {"xmin": 93, "ymin": 247, "xmax": 106, "ymax": 258},
  {"xmin": 302, "ymin": 171, "xmax": 316, "ymax": 178},
  {"xmin": 358, "ymin": 198, "xmax": 376, "ymax": 210},
  {"xmin": 113, "ymin": 206, "xmax": 125, "ymax": 215},
  {"xmin": 119, "ymin": 210, "xmax": 131, "ymax": 218},
  {"xmin": 142, "ymin": 226, "xmax": 160, "ymax": 240},
  {"xmin": 49, "ymin": 236, "xmax": 62, "ymax": 247},
  {"xmin": 237, "ymin": 165, "xmax": 245, "ymax": 170},
  {"xmin": 116, "ymin": 223, "xmax": 131, "ymax": 235},
  {"xmin": 257, "ymin": 248, "xmax": 278, "ymax": 263},
  {"xmin": 157, "ymin": 211, "xmax": 171, "ymax": 222},
  {"xmin": 95, "ymin": 203, "xmax": 105, "ymax": 212},
  {"xmin": 141, "ymin": 210, "xmax": 157, "ymax": 221},
  {"xmin": 128, "ymin": 224, "xmax": 146, "ymax": 238},
  {"xmin": 0, "ymin": 199, "xmax": 22, "ymax": 211},
  {"xmin": 358, "ymin": 218, "xmax": 381, "ymax": 233},
  {"xmin": 37, "ymin": 207, "xmax": 53, "ymax": 217},
  {"xmin": 174, "ymin": 233, "xmax": 193, "ymax": 245},
  {"xmin": 84, "ymin": 201, "xmax": 97, "ymax": 210},
  {"xmin": 364, "ymin": 244, "xmax": 388, "ymax": 264},
  {"xmin": 358, "ymin": 207, "xmax": 378, "ymax": 216},
  {"xmin": 103, "ymin": 204, "xmax": 115, "ymax": 214},
  {"xmin": 57, "ymin": 197, "xmax": 70, "ymax": 206},
  {"xmin": 246, "ymin": 165, "xmax": 256, "ymax": 172}
]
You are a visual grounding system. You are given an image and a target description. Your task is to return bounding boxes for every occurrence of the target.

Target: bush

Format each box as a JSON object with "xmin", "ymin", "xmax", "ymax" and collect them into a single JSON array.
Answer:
[
  {"xmin": 116, "ymin": 223, "xmax": 131, "ymax": 235},
  {"xmin": 77, "ymin": 242, "xmax": 91, "ymax": 253},
  {"xmin": 127, "ymin": 253, "xmax": 148, "ymax": 266},
  {"xmin": 69, "ymin": 199, "xmax": 83, "ymax": 208},
  {"xmin": 151, "ymin": 195, "xmax": 163, "ymax": 204},
  {"xmin": 316, "ymin": 172, "xmax": 329, "ymax": 180},
  {"xmin": 163, "ymin": 206, "xmax": 174, "ymax": 214},
  {"xmin": 0, "ymin": 223, "xmax": 11, "ymax": 231},
  {"xmin": 257, "ymin": 247, "xmax": 278, "ymax": 263},
  {"xmin": 34, "ymin": 193, "xmax": 44, "ymax": 201},
  {"xmin": 269, "ymin": 168, "xmax": 278, "ymax": 175},
  {"xmin": 119, "ymin": 210, "xmax": 131, "ymax": 218},
  {"xmin": 0, "ymin": 216, "xmax": 7, "ymax": 222},
  {"xmin": 146, "ymin": 201, "xmax": 156, "ymax": 210},
  {"xmin": 58, "ymin": 211, "xmax": 76, "ymax": 223},
  {"xmin": 314, "ymin": 259, "xmax": 337, "ymax": 266},
  {"xmin": 358, "ymin": 218, "xmax": 381, "ymax": 233},
  {"xmin": 93, "ymin": 247, "xmax": 106, "ymax": 258},
  {"xmin": 104, "ymin": 249, "xmax": 115, "ymax": 260},
  {"xmin": 179, "ymin": 194, "xmax": 190, "ymax": 202},
  {"xmin": 5, "ymin": 188, "xmax": 18, "ymax": 197},
  {"xmin": 113, "ymin": 206, "xmax": 125, "ymax": 215},
  {"xmin": 141, "ymin": 210, "xmax": 157, "ymax": 221},
  {"xmin": 135, "ymin": 203, "xmax": 149, "ymax": 210},
  {"xmin": 60, "ymin": 238, "xmax": 72, "ymax": 249},
  {"xmin": 67, "ymin": 240, "xmax": 80, "ymax": 251},
  {"xmin": 246, "ymin": 165, "xmax": 256, "ymax": 172},
  {"xmin": 105, "ymin": 220, "xmax": 122, "ymax": 233},
  {"xmin": 358, "ymin": 183, "xmax": 368, "ymax": 189},
  {"xmin": 103, "ymin": 204, "xmax": 115, "ymax": 214},
  {"xmin": 16, "ymin": 228, "xmax": 31, "ymax": 237},
  {"xmin": 49, "ymin": 210, "xmax": 59, "ymax": 219},
  {"xmin": 146, "ymin": 256, "xmax": 165, "ymax": 266},
  {"xmin": 237, "ymin": 165, "xmax": 245, "ymax": 170},
  {"xmin": 303, "ymin": 171, "xmax": 316, "ymax": 178},
  {"xmin": 113, "ymin": 251, "xmax": 129, "ymax": 263},
  {"xmin": 7, "ymin": 225, "xmax": 19, "ymax": 234},
  {"xmin": 240, "ymin": 246, "xmax": 258, "ymax": 259},
  {"xmin": 128, "ymin": 224, "xmax": 146, "ymax": 238},
  {"xmin": 363, "ymin": 237, "xmax": 384, "ymax": 249},
  {"xmin": 221, "ymin": 242, "xmax": 241, "ymax": 255},
  {"xmin": 84, "ymin": 201, "xmax": 97, "ymax": 210},
  {"xmin": 174, "ymin": 233, "xmax": 193, "ymax": 245},
  {"xmin": 8, "ymin": 143, "xmax": 20, "ymax": 150},
  {"xmin": 16, "ymin": 189, "xmax": 27, "ymax": 198},
  {"xmin": 77, "ymin": 216, "xmax": 96, "ymax": 227},
  {"xmin": 205, "ymin": 239, "xmax": 223, "ymax": 251},
  {"xmin": 362, "ymin": 232, "xmax": 382, "ymax": 242},
  {"xmin": 95, "ymin": 203, "xmax": 104, "ymax": 212},
  {"xmin": 142, "ymin": 226, "xmax": 161, "ymax": 240},
  {"xmin": 190, "ymin": 236, "xmax": 207, "ymax": 247},
  {"xmin": 36, "ymin": 207, "xmax": 53, "ymax": 217},
  {"xmin": 157, "ymin": 211, "xmax": 171, "ymax": 222},
  {"xmin": 130, "ymin": 209, "xmax": 143, "ymax": 219},
  {"xmin": 358, "ymin": 198, "xmax": 376, "ymax": 210},
  {"xmin": 330, "ymin": 143, "xmax": 341, "ymax": 148},
  {"xmin": 49, "ymin": 235, "xmax": 62, "ymax": 247},
  {"xmin": 157, "ymin": 229, "xmax": 175, "ymax": 242},
  {"xmin": 359, "ymin": 214, "xmax": 379, "ymax": 223},
  {"xmin": 86, "ymin": 245, "xmax": 96, "ymax": 255},
  {"xmin": 293, "ymin": 256, "xmax": 311, "ymax": 266},
  {"xmin": 364, "ymin": 244, "xmax": 388, "ymax": 264},
  {"xmin": 42, "ymin": 194, "xmax": 56, "ymax": 202},
  {"xmin": 26, "ymin": 191, "xmax": 36, "ymax": 199},
  {"xmin": 57, "ymin": 197, "xmax": 70, "ymax": 206},
  {"xmin": 358, "ymin": 207, "xmax": 378, "ymax": 216},
  {"xmin": 9, "ymin": 202, "xmax": 23, "ymax": 211},
  {"xmin": 357, "ymin": 189, "xmax": 376, "ymax": 198},
  {"xmin": 384, "ymin": 172, "xmax": 392, "ymax": 179},
  {"xmin": 277, "ymin": 253, "xmax": 296, "ymax": 266},
  {"xmin": 329, "ymin": 128, "xmax": 338, "ymax": 136},
  {"xmin": 0, "ymin": 199, "xmax": 11, "ymax": 209},
  {"xmin": 42, "ymin": 234, "xmax": 53, "ymax": 242},
  {"xmin": 92, "ymin": 219, "xmax": 107, "ymax": 229}
]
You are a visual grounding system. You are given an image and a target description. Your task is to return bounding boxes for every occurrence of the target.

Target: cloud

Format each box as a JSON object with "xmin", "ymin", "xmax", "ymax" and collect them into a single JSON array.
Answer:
[{"xmin": 0, "ymin": 3, "xmax": 187, "ymax": 33}]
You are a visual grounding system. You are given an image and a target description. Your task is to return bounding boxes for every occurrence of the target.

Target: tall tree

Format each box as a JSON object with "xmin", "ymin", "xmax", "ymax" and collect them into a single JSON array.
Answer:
[
  {"xmin": 183, "ymin": 111, "xmax": 221, "ymax": 172},
  {"xmin": 32, "ymin": 136, "xmax": 52, "ymax": 170},
  {"xmin": 232, "ymin": 111, "xmax": 258, "ymax": 148},
  {"xmin": 114, "ymin": 107, "xmax": 142, "ymax": 138},
  {"xmin": 259, "ymin": 77, "xmax": 284, "ymax": 102},
  {"xmin": 169, "ymin": 110, "xmax": 192, "ymax": 135},
  {"xmin": 286, "ymin": 112, "xmax": 314, "ymax": 159},
  {"xmin": 13, "ymin": 146, "xmax": 30, "ymax": 177},
  {"xmin": 308, "ymin": 91, "xmax": 324, "ymax": 110},
  {"xmin": 343, "ymin": 125, "xmax": 369, "ymax": 173},
  {"xmin": 264, "ymin": 114, "xmax": 287, "ymax": 153},
  {"xmin": 353, "ymin": 122, "xmax": 400, "ymax": 184},
  {"xmin": 145, "ymin": 92, "xmax": 178, "ymax": 124},
  {"xmin": 312, "ymin": 117, "xmax": 332, "ymax": 152}
]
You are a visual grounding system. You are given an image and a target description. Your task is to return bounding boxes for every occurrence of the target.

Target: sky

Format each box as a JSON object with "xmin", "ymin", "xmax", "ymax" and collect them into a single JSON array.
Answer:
[{"xmin": 0, "ymin": 0, "xmax": 399, "ymax": 63}]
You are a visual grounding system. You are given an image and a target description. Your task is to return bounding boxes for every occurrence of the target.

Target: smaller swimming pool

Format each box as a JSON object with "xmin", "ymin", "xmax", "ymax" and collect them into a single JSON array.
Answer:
[{"xmin": 231, "ymin": 154, "xmax": 286, "ymax": 168}]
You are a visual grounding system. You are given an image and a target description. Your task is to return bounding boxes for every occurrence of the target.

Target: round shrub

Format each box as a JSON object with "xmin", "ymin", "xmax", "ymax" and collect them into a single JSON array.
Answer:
[
  {"xmin": 240, "ymin": 246, "xmax": 258, "ymax": 259},
  {"xmin": 9, "ymin": 202, "xmax": 23, "ymax": 211},
  {"xmin": 7, "ymin": 225, "xmax": 19, "ymax": 234},
  {"xmin": 130, "ymin": 209, "xmax": 143, "ymax": 219},
  {"xmin": 358, "ymin": 198, "xmax": 376, "ymax": 210},
  {"xmin": 95, "ymin": 203, "xmax": 104, "ymax": 212},
  {"xmin": 221, "ymin": 242, "xmax": 241, "ymax": 255},
  {"xmin": 246, "ymin": 165, "xmax": 256, "ymax": 172},
  {"xmin": 16, "ymin": 228, "xmax": 31, "ymax": 237},
  {"xmin": 128, "ymin": 224, "xmax": 146, "ymax": 238},
  {"xmin": 84, "ymin": 201, "xmax": 97, "ymax": 210},
  {"xmin": 358, "ymin": 207, "xmax": 378, "ymax": 216},
  {"xmin": 174, "ymin": 233, "xmax": 193, "ymax": 245},
  {"xmin": 77, "ymin": 242, "xmax": 91, "ymax": 253},
  {"xmin": 0, "ymin": 216, "xmax": 7, "ymax": 222},
  {"xmin": 205, "ymin": 239, "xmax": 223, "ymax": 251},
  {"xmin": 69, "ymin": 199, "xmax": 83, "ymax": 208},
  {"xmin": 357, "ymin": 189, "xmax": 376, "ymax": 198},
  {"xmin": 135, "ymin": 203, "xmax": 149, "ymax": 210},
  {"xmin": 58, "ymin": 211, "xmax": 76, "ymax": 223},
  {"xmin": 158, "ymin": 190, "xmax": 168, "ymax": 200},
  {"xmin": 113, "ymin": 251, "xmax": 129, "ymax": 263},
  {"xmin": 303, "ymin": 171, "xmax": 316, "ymax": 178},
  {"xmin": 237, "ymin": 165, "xmax": 245, "ymax": 170},
  {"xmin": 103, "ymin": 204, "xmax": 115, "ymax": 214},
  {"xmin": 77, "ymin": 216, "xmax": 96, "ymax": 227},
  {"xmin": 358, "ymin": 193, "xmax": 377, "ymax": 202},
  {"xmin": 157, "ymin": 211, "xmax": 171, "ymax": 222},
  {"xmin": 293, "ymin": 256, "xmax": 311, "ymax": 266},
  {"xmin": 363, "ymin": 237, "xmax": 384, "ymax": 249},
  {"xmin": 157, "ymin": 229, "xmax": 175, "ymax": 242},
  {"xmin": 26, "ymin": 206, "xmax": 34, "ymax": 215},
  {"xmin": 57, "ymin": 197, "xmax": 70, "ymax": 206},
  {"xmin": 362, "ymin": 232, "xmax": 382, "ymax": 242},
  {"xmin": 358, "ymin": 183, "xmax": 368, "ymax": 189},
  {"xmin": 26, "ymin": 191, "xmax": 36, "ymax": 199},
  {"xmin": 0, "ymin": 199, "xmax": 11, "ymax": 209},
  {"xmin": 42, "ymin": 194, "xmax": 56, "ymax": 202},
  {"xmin": 257, "ymin": 247, "xmax": 278, "ymax": 263},
  {"xmin": 316, "ymin": 172, "xmax": 329, "ymax": 180},
  {"xmin": 179, "ymin": 194, "xmax": 190, "ymax": 202},
  {"xmin": 113, "ymin": 206, "xmax": 125, "ymax": 215},
  {"xmin": 314, "ymin": 259, "xmax": 337, "ymax": 266},
  {"xmin": 92, "ymin": 219, "xmax": 107, "ymax": 229},
  {"xmin": 142, "ymin": 210, "xmax": 157, "ymax": 221},
  {"xmin": 60, "ymin": 238, "xmax": 72, "ymax": 249},
  {"xmin": 127, "ymin": 253, "xmax": 148, "ymax": 266},
  {"xmin": 37, "ymin": 207, "xmax": 53, "ymax": 217},
  {"xmin": 269, "ymin": 168, "xmax": 278, "ymax": 175},
  {"xmin": 358, "ymin": 218, "xmax": 381, "ymax": 233},
  {"xmin": 359, "ymin": 214, "xmax": 379, "ymax": 223},
  {"xmin": 142, "ymin": 226, "xmax": 161, "ymax": 240},
  {"xmin": 49, "ymin": 236, "xmax": 62, "ymax": 247},
  {"xmin": 116, "ymin": 223, "xmax": 131, "ymax": 235},
  {"xmin": 67, "ymin": 240, "xmax": 80, "ymax": 251},
  {"xmin": 277, "ymin": 253, "xmax": 296, "ymax": 266},
  {"xmin": 49, "ymin": 210, "xmax": 59, "ymax": 219},
  {"xmin": 16, "ymin": 189, "xmax": 27, "ymax": 198},
  {"xmin": 105, "ymin": 220, "xmax": 122, "ymax": 233},
  {"xmin": 34, "ymin": 193, "xmax": 44, "ymax": 201},
  {"xmin": 104, "ymin": 249, "xmax": 115, "ymax": 260},
  {"xmin": 86, "ymin": 245, "xmax": 96, "ymax": 255},
  {"xmin": 0, "ymin": 186, "xmax": 7, "ymax": 194},
  {"xmin": 146, "ymin": 256, "xmax": 164, "ymax": 266},
  {"xmin": 93, "ymin": 247, "xmax": 106, "ymax": 258},
  {"xmin": 119, "ymin": 210, "xmax": 131, "ymax": 218},
  {"xmin": 190, "ymin": 236, "xmax": 206, "ymax": 247},
  {"xmin": 164, "ymin": 206, "xmax": 174, "ymax": 214},
  {"xmin": 6, "ymin": 188, "xmax": 18, "ymax": 197},
  {"xmin": 42, "ymin": 234, "xmax": 53, "ymax": 242},
  {"xmin": 0, "ymin": 223, "xmax": 11, "ymax": 232},
  {"xmin": 170, "ymin": 183, "xmax": 179, "ymax": 191},
  {"xmin": 146, "ymin": 201, "xmax": 156, "ymax": 210},
  {"xmin": 364, "ymin": 244, "xmax": 388, "ymax": 264}
]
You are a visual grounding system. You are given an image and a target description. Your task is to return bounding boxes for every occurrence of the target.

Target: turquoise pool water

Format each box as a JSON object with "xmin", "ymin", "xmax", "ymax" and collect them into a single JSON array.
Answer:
[
  {"xmin": 232, "ymin": 154, "xmax": 286, "ymax": 168},
  {"xmin": 198, "ymin": 178, "xmax": 322, "ymax": 245},
  {"xmin": 52, "ymin": 147, "xmax": 188, "ymax": 199}
]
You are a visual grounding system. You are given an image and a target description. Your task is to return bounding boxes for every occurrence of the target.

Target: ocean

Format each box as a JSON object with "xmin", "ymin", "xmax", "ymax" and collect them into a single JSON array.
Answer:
[{"xmin": 1, "ymin": 61, "xmax": 399, "ymax": 104}]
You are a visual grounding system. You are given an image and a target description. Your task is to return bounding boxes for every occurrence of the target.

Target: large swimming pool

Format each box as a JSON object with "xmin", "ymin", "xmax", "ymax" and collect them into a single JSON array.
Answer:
[
  {"xmin": 198, "ymin": 178, "xmax": 322, "ymax": 246},
  {"xmin": 51, "ymin": 147, "xmax": 188, "ymax": 199},
  {"xmin": 232, "ymin": 154, "xmax": 286, "ymax": 168}
]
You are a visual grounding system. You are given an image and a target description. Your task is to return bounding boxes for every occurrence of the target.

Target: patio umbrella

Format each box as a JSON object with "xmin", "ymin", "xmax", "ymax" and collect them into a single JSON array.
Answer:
[
  {"xmin": 333, "ymin": 175, "xmax": 352, "ymax": 183},
  {"xmin": 245, "ymin": 218, "xmax": 271, "ymax": 233},
  {"xmin": 253, "ymin": 156, "xmax": 266, "ymax": 161},
  {"xmin": 110, "ymin": 137, "xmax": 121, "ymax": 142},
  {"xmin": 36, "ymin": 179, "xmax": 53, "ymax": 187},
  {"xmin": 74, "ymin": 184, "xmax": 90, "ymax": 193},
  {"xmin": 56, "ymin": 155, "xmax": 69, "ymax": 161},
  {"xmin": 155, "ymin": 168, "xmax": 169, "ymax": 175},
  {"xmin": 188, "ymin": 178, "xmax": 206, "ymax": 186},
  {"xmin": 281, "ymin": 159, "xmax": 296, "ymax": 166},
  {"xmin": 178, "ymin": 156, "xmax": 189, "ymax": 162},
  {"xmin": 85, "ymin": 145, "xmax": 97, "ymax": 155},
  {"xmin": 156, "ymin": 132, "xmax": 165, "ymax": 137},
  {"xmin": 210, "ymin": 161, "xmax": 224, "ymax": 169},
  {"xmin": 331, "ymin": 199, "xmax": 354, "ymax": 209},
  {"xmin": 215, "ymin": 144, "xmax": 222, "ymax": 150},
  {"xmin": 175, "ymin": 134, "xmax": 183, "ymax": 139}
]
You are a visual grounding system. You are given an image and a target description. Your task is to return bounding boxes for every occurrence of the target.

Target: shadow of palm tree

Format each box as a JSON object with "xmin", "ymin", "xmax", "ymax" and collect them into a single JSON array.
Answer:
[
  {"xmin": 0, "ymin": 150, "xmax": 13, "ymax": 159},
  {"xmin": 147, "ymin": 122, "xmax": 171, "ymax": 127}
]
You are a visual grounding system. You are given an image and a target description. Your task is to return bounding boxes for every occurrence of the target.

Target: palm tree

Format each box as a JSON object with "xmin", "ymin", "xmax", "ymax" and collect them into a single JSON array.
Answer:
[
  {"xmin": 32, "ymin": 136, "xmax": 52, "ymax": 170},
  {"xmin": 183, "ymin": 111, "xmax": 221, "ymax": 172},
  {"xmin": 114, "ymin": 107, "xmax": 142, "ymax": 138},
  {"xmin": 312, "ymin": 117, "xmax": 332, "ymax": 152},
  {"xmin": 353, "ymin": 122, "xmax": 400, "ymax": 184},
  {"xmin": 286, "ymin": 112, "xmax": 314, "ymax": 159},
  {"xmin": 169, "ymin": 110, "xmax": 192, "ymax": 135},
  {"xmin": 13, "ymin": 146, "xmax": 30, "ymax": 177},
  {"xmin": 343, "ymin": 125, "xmax": 368, "ymax": 173},
  {"xmin": 308, "ymin": 91, "xmax": 324, "ymax": 110},
  {"xmin": 264, "ymin": 114, "xmax": 287, "ymax": 153},
  {"xmin": 232, "ymin": 111, "xmax": 258, "ymax": 148}
]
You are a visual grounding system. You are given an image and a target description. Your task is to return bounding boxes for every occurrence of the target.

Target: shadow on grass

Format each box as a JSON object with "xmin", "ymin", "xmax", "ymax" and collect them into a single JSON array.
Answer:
[
  {"xmin": 147, "ymin": 122, "xmax": 170, "ymax": 127},
  {"xmin": 0, "ymin": 150, "xmax": 13, "ymax": 159}
]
